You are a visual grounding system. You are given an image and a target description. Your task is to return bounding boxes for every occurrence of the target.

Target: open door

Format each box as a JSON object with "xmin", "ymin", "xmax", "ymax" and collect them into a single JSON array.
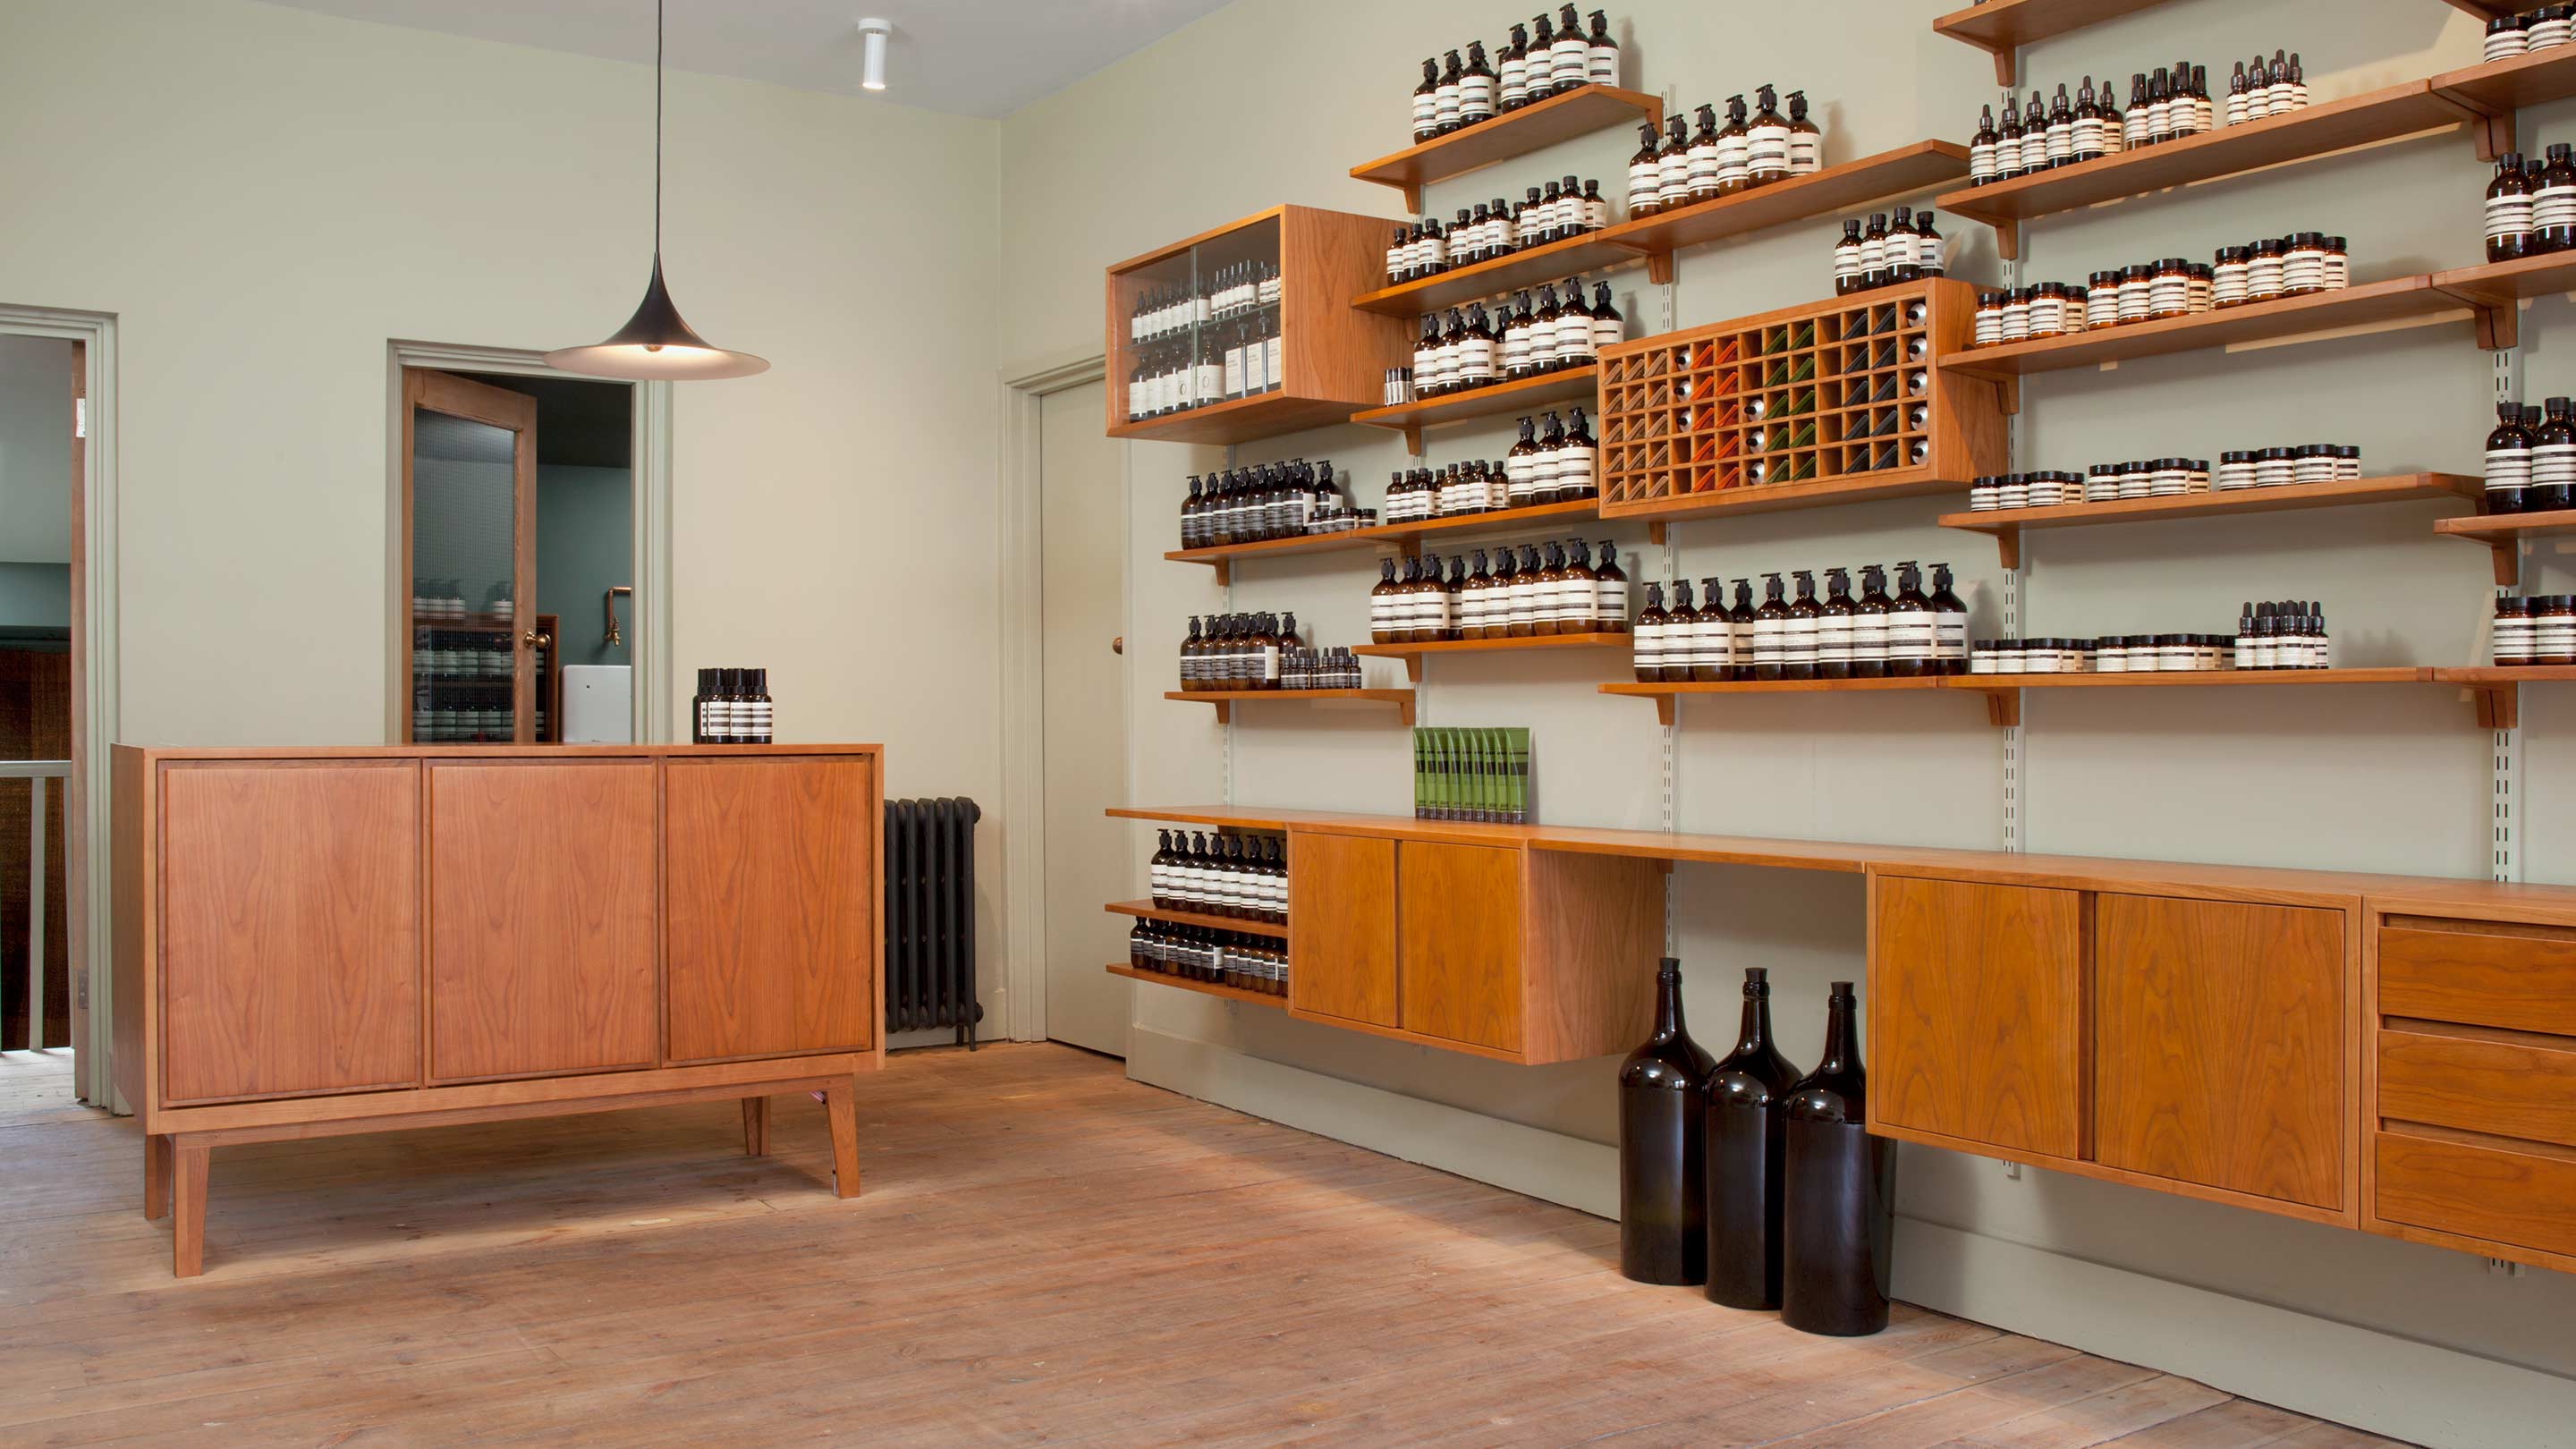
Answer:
[{"xmin": 401, "ymin": 369, "xmax": 541, "ymax": 743}]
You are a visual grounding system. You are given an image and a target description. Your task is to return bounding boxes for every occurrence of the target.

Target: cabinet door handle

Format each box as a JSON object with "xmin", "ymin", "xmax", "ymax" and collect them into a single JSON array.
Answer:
[{"xmin": 1112, "ymin": 636, "xmax": 1124, "ymax": 656}]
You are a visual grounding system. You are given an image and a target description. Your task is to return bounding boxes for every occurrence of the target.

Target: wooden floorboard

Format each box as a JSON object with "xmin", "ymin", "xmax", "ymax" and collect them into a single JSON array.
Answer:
[{"xmin": 0, "ymin": 1044, "xmax": 2411, "ymax": 1447}]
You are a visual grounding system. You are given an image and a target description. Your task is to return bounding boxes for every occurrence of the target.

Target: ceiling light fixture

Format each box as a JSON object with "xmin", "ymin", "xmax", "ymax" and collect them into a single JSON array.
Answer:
[
  {"xmin": 858, "ymin": 18, "xmax": 892, "ymax": 91},
  {"xmin": 546, "ymin": 0, "xmax": 768, "ymax": 381}
]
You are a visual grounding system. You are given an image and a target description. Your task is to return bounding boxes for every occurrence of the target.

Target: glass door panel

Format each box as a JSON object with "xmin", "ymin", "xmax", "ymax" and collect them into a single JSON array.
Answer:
[{"xmin": 402, "ymin": 369, "xmax": 537, "ymax": 742}]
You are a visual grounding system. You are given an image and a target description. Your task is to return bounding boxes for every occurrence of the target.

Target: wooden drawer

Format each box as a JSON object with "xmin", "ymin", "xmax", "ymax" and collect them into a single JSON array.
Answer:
[
  {"xmin": 2379, "ymin": 919, "xmax": 2576, "ymax": 1036},
  {"xmin": 2374, "ymin": 1131, "xmax": 2576, "ymax": 1262},
  {"xmin": 2378, "ymin": 1026, "xmax": 2576, "ymax": 1151},
  {"xmin": 1287, "ymin": 832, "xmax": 1397, "ymax": 1029},
  {"xmin": 1396, "ymin": 842, "xmax": 1523, "ymax": 1054}
]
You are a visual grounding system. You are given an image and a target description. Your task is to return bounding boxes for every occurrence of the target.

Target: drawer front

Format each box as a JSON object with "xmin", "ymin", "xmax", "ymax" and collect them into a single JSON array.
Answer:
[
  {"xmin": 1286, "ymin": 832, "xmax": 1397, "ymax": 1029},
  {"xmin": 1396, "ymin": 842, "xmax": 1524, "ymax": 1054},
  {"xmin": 2379, "ymin": 920, "xmax": 2576, "ymax": 1036},
  {"xmin": 2375, "ymin": 1131, "xmax": 2576, "ymax": 1261},
  {"xmin": 2378, "ymin": 1027, "xmax": 2576, "ymax": 1151}
]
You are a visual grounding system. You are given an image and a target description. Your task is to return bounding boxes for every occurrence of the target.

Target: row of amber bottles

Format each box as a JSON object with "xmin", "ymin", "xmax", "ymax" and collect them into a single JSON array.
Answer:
[
  {"xmin": 1148, "ymin": 828, "xmax": 1288, "ymax": 924},
  {"xmin": 1127, "ymin": 921, "xmax": 1289, "ymax": 996},
  {"xmin": 1633, "ymin": 563, "xmax": 1970, "ymax": 682},
  {"xmin": 1178, "ymin": 460, "xmax": 1346, "ymax": 550},
  {"xmin": 1410, "ymin": 7, "xmax": 1620, "ymax": 144},
  {"xmin": 1619, "ymin": 962, "xmax": 1891, "ymax": 1337},
  {"xmin": 1369, "ymin": 541, "xmax": 1631, "ymax": 644},
  {"xmin": 1624, "ymin": 85, "xmax": 1823, "ymax": 219},
  {"xmin": 1178, "ymin": 612, "xmax": 1302, "ymax": 691},
  {"xmin": 1385, "ymin": 178, "xmax": 1610, "ymax": 284}
]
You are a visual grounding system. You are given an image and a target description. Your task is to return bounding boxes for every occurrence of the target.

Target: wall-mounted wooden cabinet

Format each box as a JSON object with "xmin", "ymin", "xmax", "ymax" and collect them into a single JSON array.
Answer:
[
  {"xmin": 1285, "ymin": 828, "xmax": 1661, "ymax": 1064},
  {"xmin": 1106, "ymin": 204, "xmax": 1411, "ymax": 445},
  {"xmin": 1868, "ymin": 868, "xmax": 2359, "ymax": 1225}
]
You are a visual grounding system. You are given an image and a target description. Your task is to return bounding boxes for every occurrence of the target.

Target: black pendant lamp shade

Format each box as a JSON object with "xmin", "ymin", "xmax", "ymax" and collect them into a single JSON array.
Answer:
[{"xmin": 547, "ymin": 0, "xmax": 767, "ymax": 381}]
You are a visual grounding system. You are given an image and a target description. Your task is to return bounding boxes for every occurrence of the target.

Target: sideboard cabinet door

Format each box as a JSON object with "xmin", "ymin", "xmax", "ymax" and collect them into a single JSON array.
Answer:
[
  {"xmin": 664, "ymin": 757, "xmax": 877, "ymax": 1063},
  {"xmin": 428, "ymin": 760, "xmax": 659, "ymax": 1082},
  {"xmin": 159, "ymin": 761, "xmax": 422, "ymax": 1104}
]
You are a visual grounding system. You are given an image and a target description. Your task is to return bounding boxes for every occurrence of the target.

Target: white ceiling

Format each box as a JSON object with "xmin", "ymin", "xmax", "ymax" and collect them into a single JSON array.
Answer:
[{"xmin": 255, "ymin": 0, "xmax": 1239, "ymax": 118}]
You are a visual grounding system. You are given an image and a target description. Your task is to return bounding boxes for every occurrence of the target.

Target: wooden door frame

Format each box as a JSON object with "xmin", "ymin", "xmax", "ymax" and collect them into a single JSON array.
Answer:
[
  {"xmin": 387, "ymin": 343, "xmax": 672, "ymax": 746},
  {"xmin": 400, "ymin": 368, "xmax": 538, "ymax": 741},
  {"xmin": 0, "ymin": 305, "xmax": 117, "ymax": 1109},
  {"xmin": 998, "ymin": 351, "xmax": 1114, "ymax": 1046}
]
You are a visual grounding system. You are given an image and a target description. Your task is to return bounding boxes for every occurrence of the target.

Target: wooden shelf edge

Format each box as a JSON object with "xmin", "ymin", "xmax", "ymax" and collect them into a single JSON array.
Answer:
[
  {"xmin": 1936, "ymin": 275, "xmax": 2464, "ymax": 384},
  {"xmin": 1165, "ymin": 689, "xmax": 1418, "ymax": 727},
  {"xmin": 1600, "ymin": 470, "xmax": 1962, "ymax": 524},
  {"xmin": 1348, "ymin": 85, "xmax": 1665, "ymax": 200},
  {"xmin": 1592, "ymin": 140, "xmax": 1971, "ymax": 262},
  {"xmin": 1934, "ymin": 474, "xmax": 2482, "ymax": 535},
  {"xmin": 1163, "ymin": 500, "xmax": 1607, "ymax": 572},
  {"xmin": 1106, "ymin": 962, "xmax": 1286, "ymax": 1009},
  {"xmin": 1107, "ymin": 390, "xmax": 1369, "ymax": 445},
  {"xmin": 1105, "ymin": 900, "xmax": 1291, "ymax": 939},
  {"xmin": 2434, "ymin": 506, "xmax": 2576, "ymax": 540},
  {"xmin": 1357, "ymin": 632, "xmax": 1628, "ymax": 657},
  {"xmin": 1351, "ymin": 367, "xmax": 1599, "ymax": 437}
]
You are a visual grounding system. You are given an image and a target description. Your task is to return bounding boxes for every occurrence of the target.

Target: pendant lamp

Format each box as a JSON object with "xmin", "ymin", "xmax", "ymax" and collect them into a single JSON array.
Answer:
[{"xmin": 547, "ymin": 0, "xmax": 767, "ymax": 380}]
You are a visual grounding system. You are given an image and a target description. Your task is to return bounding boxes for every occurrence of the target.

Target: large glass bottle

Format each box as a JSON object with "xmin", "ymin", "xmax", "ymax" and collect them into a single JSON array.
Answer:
[
  {"xmin": 1618, "ymin": 958, "xmax": 1716, "ymax": 1285},
  {"xmin": 1703, "ymin": 967, "xmax": 1802, "ymax": 1310},
  {"xmin": 1780, "ymin": 981, "xmax": 1895, "ymax": 1337}
]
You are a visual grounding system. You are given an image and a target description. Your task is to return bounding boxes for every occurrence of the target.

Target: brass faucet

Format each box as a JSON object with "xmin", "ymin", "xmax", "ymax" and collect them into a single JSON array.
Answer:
[{"xmin": 605, "ymin": 585, "xmax": 633, "ymax": 648}]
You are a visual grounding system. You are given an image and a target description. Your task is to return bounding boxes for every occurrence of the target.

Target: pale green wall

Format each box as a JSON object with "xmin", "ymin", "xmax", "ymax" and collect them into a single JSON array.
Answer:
[
  {"xmin": 536, "ymin": 464, "xmax": 633, "ymax": 670},
  {"xmin": 1002, "ymin": 0, "xmax": 2576, "ymax": 1439}
]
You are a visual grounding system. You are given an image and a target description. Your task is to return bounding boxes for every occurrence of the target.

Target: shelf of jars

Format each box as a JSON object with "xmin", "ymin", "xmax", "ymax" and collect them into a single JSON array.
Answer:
[
  {"xmin": 1936, "ymin": 275, "xmax": 2471, "ymax": 410},
  {"xmin": 1165, "ymin": 688, "xmax": 1418, "ymax": 726},
  {"xmin": 2433, "ymin": 28, "xmax": 2576, "ymax": 124},
  {"xmin": 1351, "ymin": 231, "xmax": 1655, "ymax": 318},
  {"xmin": 1166, "ymin": 499, "xmax": 1600, "ymax": 585},
  {"xmin": 1942, "ymin": 472, "xmax": 2482, "ymax": 569},
  {"xmin": 1605, "ymin": 666, "xmax": 2508, "ymax": 728},
  {"xmin": 2436, "ymin": 506, "xmax": 2576, "ymax": 584},
  {"xmin": 1350, "ymin": 84, "xmax": 1665, "ymax": 214},
  {"xmin": 1351, "ymin": 365, "xmax": 1598, "ymax": 453},
  {"xmin": 1107, "ymin": 204, "xmax": 1411, "ymax": 445},
  {"xmin": 1932, "ymin": 0, "xmax": 2178, "ymax": 85},
  {"xmin": 1593, "ymin": 279, "xmax": 2005, "ymax": 524},
  {"xmin": 1357, "ymin": 631, "xmax": 1628, "ymax": 682},
  {"xmin": 1592, "ymin": 141, "xmax": 1972, "ymax": 284},
  {"xmin": 1105, "ymin": 899, "xmax": 1291, "ymax": 940},
  {"xmin": 1106, "ymin": 962, "xmax": 1287, "ymax": 1009},
  {"xmin": 1938, "ymin": 80, "xmax": 2478, "ymax": 261}
]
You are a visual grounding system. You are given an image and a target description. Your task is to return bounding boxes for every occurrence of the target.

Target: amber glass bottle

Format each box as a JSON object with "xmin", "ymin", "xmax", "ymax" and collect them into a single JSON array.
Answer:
[
  {"xmin": 1703, "ymin": 967, "xmax": 1801, "ymax": 1310},
  {"xmin": 1780, "ymin": 982, "xmax": 1894, "ymax": 1337},
  {"xmin": 1619, "ymin": 958, "xmax": 1716, "ymax": 1285}
]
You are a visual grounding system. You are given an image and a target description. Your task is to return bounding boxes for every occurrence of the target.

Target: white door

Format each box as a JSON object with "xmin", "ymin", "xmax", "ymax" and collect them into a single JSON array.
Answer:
[{"xmin": 1039, "ymin": 381, "xmax": 1131, "ymax": 1055}]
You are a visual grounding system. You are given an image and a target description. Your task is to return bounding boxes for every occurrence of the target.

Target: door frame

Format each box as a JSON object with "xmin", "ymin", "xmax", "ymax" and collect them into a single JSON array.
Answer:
[
  {"xmin": 998, "ymin": 351, "xmax": 1117, "ymax": 1046},
  {"xmin": 0, "ymin": 305, "xmax": 117, "ymax": 1108},
  {"xmin": 386, "ymin": 342, "xmax": 674, "ymax": 744}
]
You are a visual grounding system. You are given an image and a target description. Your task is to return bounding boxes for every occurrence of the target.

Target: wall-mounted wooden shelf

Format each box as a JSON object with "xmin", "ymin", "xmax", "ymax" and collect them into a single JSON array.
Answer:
[
  {"xmin": 2438, "ymin": 0, "xmax": 2519, "ymax": 20},
  {"xmin": 2428, "ymin": 665, "xmax": 2570, "ymax": 728},
  {"xmin": 2428, "ymin": 252, "xmax": 2576, "ymax": 352},
  {"xmin": 1607, "ymin": 468, "xmax": 1968, "ymax": 526},
  {"xmin": 2436, "ymin": 506, "xmax": 2576, "ymax": 585},
  {"xmin": 1941, "ymin": 473, "xmax": 2482, "ymax": 568},
  {"xmin": 1351, "ymin": 366, "xmax": 1597, "ymax": 453},
  {"xmin": 1349, "ymin": 85, "xmax": 1665, "ymax": 214},
  {"xmin": 1932, "ymin": 0, "xmax": 2176, "ymax": 85},
  {"xmin": 1937, "ymin": 277, "xmax": 2469, "ymax": 410},
  {"xmin": 1165, "ymin": 499, "xmax": 1602, "ymax": 584},
  {"xmin": 1106, "ymin": 962, "xmax": 1286, "ymax": 1008},
  {"xmin": 1938, "ymin": 81, "xmax": 2475, "ymax": 260},
  {"xmin": 1106, "ymin": 899, "xmax": 1291, "ymax": 939},
  {"xmin": 1165, "ymin": 688, "xmax": 1417, "ymax": 726},
  {"xmin": 1601, "ymin": 676, "xmax": 1968, "ymax": 726},
  {"xmin": 1109, "ymin": 390, "xmax": 1373, "ymax": 445},
  {"xmin": 1350, "ymin": 233, "xmax": 1653, "ymax": 318},
  {"xmin": 2433, "ymin": 34, "xmax": 2576, "ymax": 133},
  {"xmin": 1593, "ymin": 142, "xmax": 1972, "ymax": 285},
  {"xmin": 1359, "ymin": 632, "xmax": 1627, "ymax": 682}
]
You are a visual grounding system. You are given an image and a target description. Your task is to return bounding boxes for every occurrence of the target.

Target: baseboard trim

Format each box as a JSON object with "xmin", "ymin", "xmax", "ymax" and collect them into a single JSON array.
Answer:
[
  {"xmin": 1131, "ymin": 1027, "xmax": 2576, "ymax": 1449},
  {"xmin": 1894, "ymin": 1218, "xmax": 2576, "ymax": 1449},
  {"xmin": 1126, "ymin": 1026, "xmax": 1618, "ymax": 1216}
]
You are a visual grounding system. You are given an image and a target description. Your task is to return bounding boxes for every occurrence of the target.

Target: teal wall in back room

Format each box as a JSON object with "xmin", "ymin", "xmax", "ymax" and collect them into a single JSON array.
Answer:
[{"xmin": 536, "ymin": 464, "xmax": 633, "ymax": 671}]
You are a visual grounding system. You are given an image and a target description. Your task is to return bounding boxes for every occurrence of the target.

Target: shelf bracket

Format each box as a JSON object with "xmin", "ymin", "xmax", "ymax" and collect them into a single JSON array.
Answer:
[
  {"xmin": 1982, "ymin": 689, "xmax": 2021, "ymax": 730},
  {"xmin": 1984, "ymin": 43, "xmax": 2015, "ymax": 89},
  {"xmin": 1402, "ymin": 423, "xmax": 1423, "ymax": 456},
  {"xmin": 2488, "ymin": 541, "xmax": 2518, "ymax": 589},
  {"xmin": 2474, "ymin": 300, "xmax": 2519, "ymax": 353},
  {"xmin": 1209, "ymin": 559, "xmax": 1231, "ymax": 588},
  {"xmin": 1648, "ymin": 521, "xmax": 1668, "ymax": 547},
  {"xmin": 1992, "ymin": 526, "xmax": 2021, "ymax": 572},
  {"xmin": 2472, "ymin": 682, "xmax": 2519, "ymax": 731},
  {"xmin": 1646, "ymin": 250, "xmax": 1674, "ymax": 287},
  {"xmin": 1652, "ymin": 693, "xmax": 1675, "ymax": 728},
  {"xmin": 1992, "ymin": 375, "xmax": 2020, "ymax": 417},
  {"xmin": 1402, "ymin": 182, "xmax": 1422, "ymax": 216},
  {"xmin": 1209, "ymin": 699, "xmax": 1231, "ymax": 726},
  {"xmin": 2477, "ymin": 110, "xmax": 2514, "ymax": 165},
  {"xmin": 1989, "ymin": 217, "xmax": 2021, "ymax": 264},
  {"xmin": 1397, "ymin": 695, "xmax": 1418, "ymax": 728},
  {"xmin": 1397, "ymin": 656, "xmax": 1423, "ymax": 685}
]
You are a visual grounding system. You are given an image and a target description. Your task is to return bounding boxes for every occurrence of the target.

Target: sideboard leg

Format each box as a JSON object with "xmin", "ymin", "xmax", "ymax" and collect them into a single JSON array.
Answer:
[
  {"xmin": 172, "ymin": 1140, "xmax": 210, "ymax": 1278},
  {"xmin": 741, "ymin": 1096, "xmax": 771, "ymax": 1156},
  {"xmin": 143, "ymin": 1133, "xmax": 172, "ymax": 1221},
  {"xmin": 823, "ymin": 1080, "xmax": 861, "ymax": 1199}
]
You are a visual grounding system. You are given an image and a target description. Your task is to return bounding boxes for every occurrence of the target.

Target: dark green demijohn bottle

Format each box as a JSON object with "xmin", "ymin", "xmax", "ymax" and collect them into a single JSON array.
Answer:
[
  {"xmin": 1619, "ymin": 957, "xmax": 1716, "ymax": 1284},
  {"xmin": 1781, "ymin": 980, "xmax": 1896, "ymax": 1336},
  {"xmin": 1702, "ymin": 966, "xmax": 1801, "ymax": 1309}
]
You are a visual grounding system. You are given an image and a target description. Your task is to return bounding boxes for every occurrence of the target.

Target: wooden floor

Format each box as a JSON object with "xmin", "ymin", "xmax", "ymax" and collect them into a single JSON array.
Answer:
[{"xmin": 0, "ymin": 1045, "xmax": 2407, "ymax": 1448}]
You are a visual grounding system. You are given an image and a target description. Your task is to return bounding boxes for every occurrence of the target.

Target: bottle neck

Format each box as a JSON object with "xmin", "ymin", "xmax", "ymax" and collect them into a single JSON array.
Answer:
[
  {"xmin": 1651, "ymin": 970, "xmax": 1687, "ymax": 1042},
  {"xmin": 1734, "ymin": 991, "xmax": 1774, "ymax": 1055},
  {"xmin": 1814, "ymin": 996, "xmax": 1860, "ymax": 1075}
]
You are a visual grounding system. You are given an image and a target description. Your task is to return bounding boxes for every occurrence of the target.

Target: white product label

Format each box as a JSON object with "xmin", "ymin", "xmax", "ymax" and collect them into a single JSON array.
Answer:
[
  {"xmin": 1628, "ymin": 160, "xmax": 1662, "ymax": 208},
  {"xmin": 1749, "ymin": 122, "xmax": 1791, "ymax": 174},
  {"xmin": 1412, "ymin": 94, "xmax": 1437, "ymax": 132},
  {"xmin": 1460, "ymin": 75, "xmax": 1495, "ymax": 116},
  {"xmin": 1595, "ymin": 579, "xmax": 1625, "ymax": 624},
  {"xmin": 1782, "ymin": 615, "xmax": 1817, "ymax": 666},
  {"xmin": 1500, "ymin": 56, "xmax": 1527, "ymax": 103},
  {"xmin": 1633, "ymin": 620, "xmax": 1663, "ymax": 669},
  {"xmin": 1790, "ymin": 131, "xmax": 1819, "ymax": 173},
  {"xmin": 1887, "ymin": 607, "xmax": 1933, "ymax": 661},
  {"xmin": 1552, "ymin": 38, "xmax": 1587, "ymax": 85},
  {"xmin": 1593, "ymin": 314, "xmax": 1622, "ymax": 352},
  {"xmin": 1715, "ymin": 133, "xmax": 1749, "ymax": 187},
  {"xmin": 1693, "ymin": 614, "xmax": 1729, "ymax": 668},
  {"xmin": 1935, "ymin": 609, "xmax": 1968, "ymax": 661},
  {"xmin": 1850, "ymin": 616, "xmax": 1887, "ymax": 662},
  {"xmin": 1817, "ymin": 613, "xmax": 1852, "ymax": 665},
  {"xmin": 2072, "ymin": 116, "xmax": 2106, "ymax": 155},
  {"xmin": 1589, "ymin": 44, "xmax": 1616, "ymax": 86},
  {"xmin": 1970, "ymin": 141, "xmax": 1996, "ymax": 181}
]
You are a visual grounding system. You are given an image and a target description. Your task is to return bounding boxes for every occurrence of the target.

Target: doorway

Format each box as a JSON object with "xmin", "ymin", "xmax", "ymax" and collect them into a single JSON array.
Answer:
[
  {"xmin": 0, "ymin": 335, "xmax": 75, "ymax": 1064},
  {"xmin": 1037, "ymin": 377, "xmax": 1133, "ymax": 1055},
  {"xmin": 391, "ymin": 354, "xmax": 648, "ymax": 746}
]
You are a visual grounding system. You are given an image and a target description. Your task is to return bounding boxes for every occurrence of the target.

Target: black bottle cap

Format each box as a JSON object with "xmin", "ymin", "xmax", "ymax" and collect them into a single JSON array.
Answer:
[{"xmin": 1657, "ymin": 956, "xmax": 1682, "ymax": 979}]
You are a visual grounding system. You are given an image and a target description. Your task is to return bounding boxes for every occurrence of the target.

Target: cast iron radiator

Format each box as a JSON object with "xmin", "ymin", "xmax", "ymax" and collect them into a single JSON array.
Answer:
[{"xmin": 886, "ymin": 797, "xmax": 984, "ymax": 1047}]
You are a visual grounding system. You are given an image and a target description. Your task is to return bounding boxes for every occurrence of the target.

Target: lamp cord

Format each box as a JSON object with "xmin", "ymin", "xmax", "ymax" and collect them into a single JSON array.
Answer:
[{"xmin": 654, "ymin": 0, "xmax": 664, "ymax": 258}]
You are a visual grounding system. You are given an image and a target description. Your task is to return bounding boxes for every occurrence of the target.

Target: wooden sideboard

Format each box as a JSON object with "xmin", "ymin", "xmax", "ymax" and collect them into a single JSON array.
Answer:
[
  {"xmin": 1110, "ymin": 805, "xmax": 2576, "ymax": 1274},
  {"xmin": 113, "ymin": 743, "xmax": 884, "ymax": 1276}
]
